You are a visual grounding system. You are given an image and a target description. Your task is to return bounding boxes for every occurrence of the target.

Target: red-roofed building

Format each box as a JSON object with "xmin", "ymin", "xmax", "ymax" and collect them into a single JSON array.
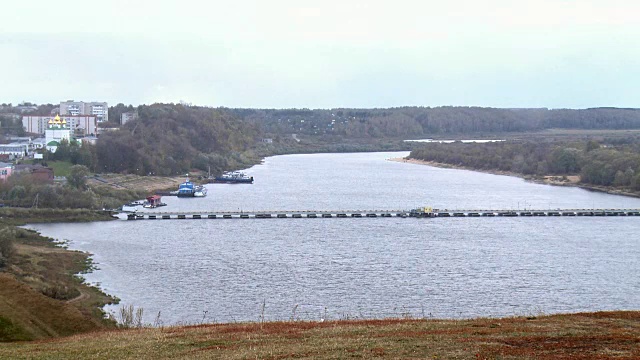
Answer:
[
  {"xmin": 145, "ymin": 195, "xmax": 164, "ymax": 208},
  {"xmin": 12, "ymin": 164, "xmax": 54, "ymax": 184}
]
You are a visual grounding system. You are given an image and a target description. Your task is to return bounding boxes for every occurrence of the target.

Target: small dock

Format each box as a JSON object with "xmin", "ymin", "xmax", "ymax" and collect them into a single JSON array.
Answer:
[{"xmin": 126, "ymin": 209, "xmax": 640, "ymax": 220}]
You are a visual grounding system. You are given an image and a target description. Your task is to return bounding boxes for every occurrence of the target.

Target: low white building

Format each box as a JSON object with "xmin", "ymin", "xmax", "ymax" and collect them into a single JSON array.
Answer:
[
  {"xmin": 31, "ymin": 137, "xmax": 47, "ymax": 150},
  {"xmin": 8, "ymin": 136, "xmax": 31, "ymax": 143},
  {"xmin": 0, "ymin": 137, "xmax": 45, "ymax": 155},
  {"xmin": 0, "ymin": 143, "xmax": 29, "ymax": 158}
]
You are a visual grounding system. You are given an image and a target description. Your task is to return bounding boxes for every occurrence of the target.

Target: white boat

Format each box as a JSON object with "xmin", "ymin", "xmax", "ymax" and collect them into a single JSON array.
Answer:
[
  {"xmin": 212, "ymin": 171, "xmax": 254, "ymax": 184},
  {"xmin": 194, "ymin": 186, "xmax": 207, "ymax": 197},
  {"xmin": 121, "ymin": 205, "xmax": 139, "ymax": 212},
  {"xmin": 121, "ymin": 199, "xmax": 145, "ymax": 212}
]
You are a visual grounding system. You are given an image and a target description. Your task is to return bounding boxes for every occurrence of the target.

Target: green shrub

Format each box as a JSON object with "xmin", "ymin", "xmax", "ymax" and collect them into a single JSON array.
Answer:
[
  {"xmin": 41, "ymin": 285, "xmax": 81, "ymax": 301},
  {"xmin": 0, "ymin": 229, "xmax": 15, "ymax": 268}
]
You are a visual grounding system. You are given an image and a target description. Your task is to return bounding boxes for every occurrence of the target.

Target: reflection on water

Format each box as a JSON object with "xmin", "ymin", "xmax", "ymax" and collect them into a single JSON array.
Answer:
[{"xmin": 30, "ymin": 152, "xmax": 640, "ymax": 324}]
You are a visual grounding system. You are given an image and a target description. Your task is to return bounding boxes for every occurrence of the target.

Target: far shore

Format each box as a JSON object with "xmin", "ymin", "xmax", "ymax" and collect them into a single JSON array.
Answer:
[{"xmin": 389, "ymin": 157, "xmax": 640, "ymax": 199}]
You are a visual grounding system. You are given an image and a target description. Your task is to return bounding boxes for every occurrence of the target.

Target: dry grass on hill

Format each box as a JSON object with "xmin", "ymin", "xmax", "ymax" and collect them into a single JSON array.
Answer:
[
  {"xmin": 0, "ymin": 274, "xmax": 103, "ymax": 341},
  {"xmin": 0, "ymin": 225, "xmax": 116, "ymax": 342},
  {"xmin": 87, "ymin": 174, "xmax": 190, "ymax": 193},
  {"xmin": 2, "ymin": 311, "xmax": 639, "ymax": 359}
]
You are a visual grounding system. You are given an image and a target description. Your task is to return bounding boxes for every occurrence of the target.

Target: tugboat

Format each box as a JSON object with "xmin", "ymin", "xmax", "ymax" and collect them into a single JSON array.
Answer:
[
  {"xmin": 213, "ymin": 171, "xmax": 254, "ymax": 184},
  {"xmin": 177, "ymin": 178, "xmax": 196, "ymax": 197},
  {"xmin": 176, "ymin": 178, "xmax": 207, "ymax": 197}
]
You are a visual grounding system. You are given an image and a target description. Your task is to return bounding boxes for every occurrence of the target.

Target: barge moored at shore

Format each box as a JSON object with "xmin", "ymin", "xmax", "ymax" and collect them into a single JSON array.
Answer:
[{"xmin": 211, "ymin": 171, "xmax": 254, "ymax": 184}]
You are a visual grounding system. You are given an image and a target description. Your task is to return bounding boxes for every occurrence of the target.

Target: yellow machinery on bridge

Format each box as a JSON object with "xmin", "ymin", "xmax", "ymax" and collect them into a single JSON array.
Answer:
[{"xmin": 409, "ymin": 206, "xmax": 435, "ymax": 218}]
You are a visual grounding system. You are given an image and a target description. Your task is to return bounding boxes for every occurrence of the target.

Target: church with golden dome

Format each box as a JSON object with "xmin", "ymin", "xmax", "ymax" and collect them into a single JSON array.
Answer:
[{"xmin": 45, "ymin": 114, "xmax": 73, "ymax": 152}]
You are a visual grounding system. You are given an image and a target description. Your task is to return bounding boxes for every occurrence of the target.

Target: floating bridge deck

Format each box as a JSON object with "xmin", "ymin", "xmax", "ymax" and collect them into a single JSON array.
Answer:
[{"xmin": 126, "ymin": 209, "xmax": 640, "ymax": 220}]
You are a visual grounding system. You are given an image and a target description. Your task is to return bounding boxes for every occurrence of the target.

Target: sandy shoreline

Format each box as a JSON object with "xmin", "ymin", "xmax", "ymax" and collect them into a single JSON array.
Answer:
[
  {"xmin": 388, "ymin": 157, "xmax": 541, "ymax": 178},
  {"xmin": 388, "ymin": 157, "xmax": 640, "ymax": 199}
]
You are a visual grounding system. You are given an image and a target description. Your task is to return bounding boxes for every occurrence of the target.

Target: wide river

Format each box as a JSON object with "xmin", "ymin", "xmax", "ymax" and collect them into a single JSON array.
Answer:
[{"xmin": 30, "ymin": 152, "xmax": 640, "ymax": 325}]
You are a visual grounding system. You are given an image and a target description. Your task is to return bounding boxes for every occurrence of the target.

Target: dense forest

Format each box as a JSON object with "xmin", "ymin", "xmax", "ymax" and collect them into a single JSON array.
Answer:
[
  {"xmin": 232, "ymin": 107, "xmax": 640, "ymax": 138},
  {"xmin": 409, "ymin": 139, "xmax": 640, "ymax": 190},
  {"xmin": 6, "ymin": 103, "xmax": 640, "ymax": 141},
  {"xmin": 95, "ymin": 104, "xmax": 261, "ymax": 175}
]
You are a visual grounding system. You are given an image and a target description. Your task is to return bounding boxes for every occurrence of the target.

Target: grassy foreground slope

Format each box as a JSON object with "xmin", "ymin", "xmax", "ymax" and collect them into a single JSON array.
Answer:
[
  {"xmin": 2, "ymin": 311, "xmax": 639, "ymax": 359},
  {"xmin": 0, "ymin": 274, "xmax": 103, "ymax": 341},
  {"xmin": 0, "ymin": 209, "xmax": 118, "ymax": 341}
]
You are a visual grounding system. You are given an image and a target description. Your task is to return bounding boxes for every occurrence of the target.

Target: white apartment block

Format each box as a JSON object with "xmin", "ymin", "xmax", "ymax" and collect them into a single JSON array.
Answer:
[
  {"xmin": 22, "ymin": 115, "xmax": 98, "ymax": 136},
  {"xmin": 120, "ymin": 111, "xmax": 138, "ymax": 125},
  {"xmin": 60, "ymin": 100, "xmax": 108, "ymax": 122},
  {"xmin": 22, "ymin": 115, "xmax": 49, "ymax": 134}
]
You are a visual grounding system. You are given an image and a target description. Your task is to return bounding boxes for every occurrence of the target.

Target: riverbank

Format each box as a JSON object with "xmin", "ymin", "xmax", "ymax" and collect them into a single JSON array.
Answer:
[
  {"xmin": 1, "ymin": 310, "xmax": 639, "ymax": 358},
  {"xmin": 0, "ymin": 208, "xmax": 116, "ymax": 226},
  {"xmin": 390, "ymin": 157, "xmax": 640, "ymax": 199},
  {"xmin": 0, "ymin": 209, "xmax": 118, "ymax": 341}
]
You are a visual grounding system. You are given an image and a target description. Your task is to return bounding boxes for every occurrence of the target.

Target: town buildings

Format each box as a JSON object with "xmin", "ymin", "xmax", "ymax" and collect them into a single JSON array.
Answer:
[
  {"xmin": 60, "ymin": 100, "xmax": 108, "ymax": 122},
  {"xmin": 21, "ymin": 100, "xmax": 108, "ymax": 135},
  {"xmin": 22, "ymin": 115, "xmax": 98, "ymax": 136},
  {"xmin": 0, "ymin": 143, "xmax": 30, "ymax": 158},
  {"xmin": 0, "ymin": 136, "xmax": 49, "ymax": 160},
  {"xmin": 0, "ymin": 163, "xmax": 54, "ymax": 184},
  {"xmin": 0, "ymin": 162, "xmax": 12, "ymax": 182}
]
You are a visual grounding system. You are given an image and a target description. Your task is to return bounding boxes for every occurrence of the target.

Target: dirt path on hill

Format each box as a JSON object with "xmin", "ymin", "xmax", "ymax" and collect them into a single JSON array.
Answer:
[{"xmin": 66, "ymin": 288, "xmax": 90, "ymax": 304}]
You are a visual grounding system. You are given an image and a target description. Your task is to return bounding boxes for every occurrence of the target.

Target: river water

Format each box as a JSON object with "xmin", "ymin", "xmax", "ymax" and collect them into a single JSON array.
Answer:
[{"xmin": 29, "ymin": 152, "xmax": 640, "ymax": 324}]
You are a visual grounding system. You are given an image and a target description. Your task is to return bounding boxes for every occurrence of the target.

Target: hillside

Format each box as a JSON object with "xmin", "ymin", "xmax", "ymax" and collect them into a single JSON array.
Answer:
[
  {"xmin": 0, "ymin": 210, "xmax": 118, "ymax": 341},
  {"xmin": 96, "ymin": 104, "xmax": 262, "ymax": 176},
  {"xmin": 0, "ymin": 274, "xmax": 104, "ymax": 341},
  {"xmin": 1, "ymin": 311, "xmax": 639, "ymax": 359}
]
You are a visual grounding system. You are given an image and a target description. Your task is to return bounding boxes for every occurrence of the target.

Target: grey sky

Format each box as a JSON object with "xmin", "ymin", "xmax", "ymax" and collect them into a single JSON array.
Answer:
[{"xmin": 1, "ymin": 0, "xmax": 638, "ymax": 108}]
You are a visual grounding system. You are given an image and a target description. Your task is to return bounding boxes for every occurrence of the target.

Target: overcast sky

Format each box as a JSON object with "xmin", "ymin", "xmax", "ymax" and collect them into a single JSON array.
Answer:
[{"xmin": 1, "ymin": 0, "xmax": 638, "ymax": 109}]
